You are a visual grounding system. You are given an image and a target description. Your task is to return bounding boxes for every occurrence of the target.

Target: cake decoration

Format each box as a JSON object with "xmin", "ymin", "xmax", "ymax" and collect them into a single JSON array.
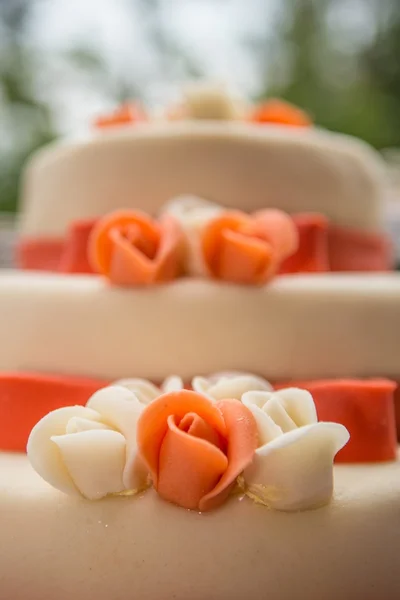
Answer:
[
  {"xmin": 18, "ymin": 195, "xmax": 393, "ymax": 274},
  {"xmin": 249, "ymin": 99, "xmax": 312, "ymax": 127},
  {"xmin": 242, "ymin": 388, "xmax": 350, "ymax": 511},
  {"xmin": 167, "ymin": 83, "xmax": 245, "ymax": 121},
  {"xmin": 201, "ymin": 209, "xmax": 298, "ymax": 284},
  {"xmin": 86, "ymin": 200, "xmax": 299, "ymax": 286},
  {"xmin": 59, "ymin": 218, "xmax": 97, "ymax": 274},
  {"xmin": 114, "ymin": 375, "xmax": 184, "ymax": 398},
  {"xmin": 137, "ymin": 390, "xmax": 258, "ymax": 511},
  {"xmin": 94, "ymin": 103, "xmax": 147, "ymax": 128},
  {"xmin": 88, "ymin": 210, "xmax": 185, "ymax": 285},
  {"xmin": 27, "ymin": 385, "xmax": 150, "ymax": 500},
  {"xmin": 160, "ymin": 195, "xmax": 223, "ymax": 276},
  {"xmin": 27, "ymin": 377, "xmax": 350, "ymax": 512},
  {"xmin": 92, "ymin": 86, "xmax": 312, "ymax": 127},
  {"xmin": 275, "ymin": 379, "xmax": 398, "ymax": 463},
  {"xmin": 192, "ymin": 372, "xmax": 273, "ymax": 401}
]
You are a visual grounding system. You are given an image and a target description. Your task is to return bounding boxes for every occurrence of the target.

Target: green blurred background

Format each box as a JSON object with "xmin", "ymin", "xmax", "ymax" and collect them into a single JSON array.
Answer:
[{"xmin": 1, "ymin": 0, "xmax": 400, "ymax": 215}]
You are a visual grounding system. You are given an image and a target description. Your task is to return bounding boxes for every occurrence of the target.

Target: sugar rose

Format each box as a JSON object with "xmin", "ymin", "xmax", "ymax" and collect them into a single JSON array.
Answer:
[
  {"xmin": 89, "ymin": 210, "xmax": 184, "ymax": 285},
  {"xmin": 201, "ymin": 209, "xmax": 298, "ymax": 284},
  {"xmin": 137, "ymin": 390, "xmax": 258, "ymax": 511}
]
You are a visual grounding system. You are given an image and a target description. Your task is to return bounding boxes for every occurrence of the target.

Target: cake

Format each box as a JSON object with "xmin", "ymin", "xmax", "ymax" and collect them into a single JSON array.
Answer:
[{"xmin": 1, "ymin": 85, "xmax": 399, "ymax": 600}]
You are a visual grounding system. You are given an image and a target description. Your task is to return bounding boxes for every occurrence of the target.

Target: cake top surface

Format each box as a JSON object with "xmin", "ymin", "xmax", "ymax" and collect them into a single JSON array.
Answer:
[{"xmin": 18, "ymin": 83, "xmax": 386, "ymax": 238}]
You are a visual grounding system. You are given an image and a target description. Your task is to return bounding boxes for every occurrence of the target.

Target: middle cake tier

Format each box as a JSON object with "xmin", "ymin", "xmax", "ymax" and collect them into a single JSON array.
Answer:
[{"xmin": 0, "ymin": 271, "xmax": 399, "ymax": 381}]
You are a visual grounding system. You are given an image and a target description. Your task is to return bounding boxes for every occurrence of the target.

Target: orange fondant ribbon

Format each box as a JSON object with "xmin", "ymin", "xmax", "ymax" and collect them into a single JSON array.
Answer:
[
  {"xmin": 59, "ymin": 219, "xmax": 98, "ymax": 274},
  {"xmin": 17, "ymin": 214, "xmax": 393, "ymax": 275},
  {"xmin": 0, "ymin": 373, "xmax": 109, "ymax": 452},
  {"xmin": 0, "ymin": 372, "xmax": 398, "ymax": 459}
]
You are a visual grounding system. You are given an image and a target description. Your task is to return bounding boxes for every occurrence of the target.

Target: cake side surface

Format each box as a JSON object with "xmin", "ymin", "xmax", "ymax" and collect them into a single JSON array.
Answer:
[
  {"xmin": 1, "ymin": 451, "xmax": 399, "ymax": 600},
  {"xmin": 18, "ymin": 123, "xmax": 386, "ymax": 238},
  {"xmin": 0, "ymin": 272, "xmax": 398, "ymax": 381}
]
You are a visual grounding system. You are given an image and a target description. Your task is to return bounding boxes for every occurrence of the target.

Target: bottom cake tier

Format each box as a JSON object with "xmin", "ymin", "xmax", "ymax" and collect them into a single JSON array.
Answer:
[{"xmin": 1, "ymin": 451, "xmax": 399, "ymax": 600}]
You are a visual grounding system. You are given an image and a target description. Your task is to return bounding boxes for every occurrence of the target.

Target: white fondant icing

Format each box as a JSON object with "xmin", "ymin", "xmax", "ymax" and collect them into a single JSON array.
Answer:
[
  {"xmin": 243, "ymin": 389, "xmax": 350, "ymax": 510},
  {"xmin": 27, "ymin": 385, "xmax": 149, "ymax": 499},
  {"xmin": 19, "ymin": 122, "xmax": 385, "ymax": 237},
  {"xmin": 1, "ymin": 272, "xmax": 399, "ymax": 380},
  {"xmin": 1, "ymin": 451, "xmax": 400, "ymax": 600},
  {"xmin": 192, "ymin": 372, "xmax": 272, "ymax": 401}
]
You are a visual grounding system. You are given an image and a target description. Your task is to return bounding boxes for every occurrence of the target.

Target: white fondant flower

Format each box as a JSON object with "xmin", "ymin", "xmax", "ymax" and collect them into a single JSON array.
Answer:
[
  {"xmin": 169, "ymin": 83, "xmax": 246, "ymax": 121},
  {"xmin": 112, "ymin": 375, "xmax": 183, "ymax": 402},
  {"xmin": 27, "ymin": 385, "xmax": 150, "ymax": 500},
  {"xmin": 242, "ymin": 388, "xmax": 350, "ymax": 511},
  {"xmin": 192, "ymin": 372, "xmax": 272, "ymax": 402},
  {"xmin": 161, "ymin": 195, "xmax": 222, "ymax": 276}
]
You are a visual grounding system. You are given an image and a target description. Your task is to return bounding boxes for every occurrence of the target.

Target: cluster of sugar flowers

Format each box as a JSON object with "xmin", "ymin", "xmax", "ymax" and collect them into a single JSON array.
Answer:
[
  {"xmin": 86, "ymin": 196, "xmax": 299, "ymax": 287},
  {"xmin": 93, "ymin": 84, "xmax": 312, "ymax": 128},
  {"xmin": 27, "ymin": 373, "xmax": 349, "ymax": 512}
]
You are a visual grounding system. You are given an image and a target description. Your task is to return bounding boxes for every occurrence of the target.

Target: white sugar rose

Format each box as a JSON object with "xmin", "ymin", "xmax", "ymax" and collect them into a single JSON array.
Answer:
[
  {"xmin": 27, "ymin": 385, "xmax": 150, "ymax": 500},
  {"xmin": 161, "ymin": 195, "xmax": 222, "ymax": 276},
  {"xmin": 169, "ymin": 83, "xmax": 246, "ymax": 121},
  {"xmin": 113, "ymin": 375, "xmax": 183, "ymax": 401},
  {"xmin": 192, "ymin": 372, "xmax": 272, "ymax": 401},
  {"xmin": 242, "ymin": 388, "xmax": 350, "ymax": 511}
]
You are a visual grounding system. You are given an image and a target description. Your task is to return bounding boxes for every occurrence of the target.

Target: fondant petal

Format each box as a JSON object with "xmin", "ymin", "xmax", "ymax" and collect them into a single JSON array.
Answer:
[
  {"xmin": 111, "ymin": 379, "xmax": 162, "ymax": 404},
  {"xmin": 244, "ymin": 422, "xmax": 350, "ymax": 511},
  {"xmin": 270, "ymin": 388, "xmax": 318, "ymax": 427},
  {"xmin": 160, "ymin": 375, "xmax": 184, "ymax": 394},
  {"xmin": 66, "ymin": 417, "xmax": 111, "ymax": 434},
  {"xmin": 253, "ymin": 209, "xmax": 299, "ymax": 262},
  {"xmin": 193, "ymin": 374, "xmax": 272, "ymax": 402},
  {"xmin": 241, "ymin": 400, "xmax": 283, "ymax": 445},
  {"xmin": 157, "ymin": 414, "xmax": 228, "ymax": 510},
  {"xmin": 27, "ymin": 405, "xmax": 102, "ymax": 495},
  {"xmin": 200, "ymin": 399, "xmax": 258, "ymax": 511},
  {"xmin": 86, "ymin": 385, "xmax": 144, "ymax": 441},
  {"xmin": 51, "ymin": 429, "xmax": 127, "ymax": 500},
  {"xmin": 153, "ymin": 214, "xmax": 185, "ymax": 282}
]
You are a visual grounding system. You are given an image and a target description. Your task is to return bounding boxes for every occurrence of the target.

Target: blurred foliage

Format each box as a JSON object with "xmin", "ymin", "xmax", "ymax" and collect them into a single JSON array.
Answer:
[
  {"xmin": 1, "ymin": 0, "xmax": 400, "ymax": 213},
  {"xmin": 259, "ymin": 0, "xmax": 400, "ymax": 149}
]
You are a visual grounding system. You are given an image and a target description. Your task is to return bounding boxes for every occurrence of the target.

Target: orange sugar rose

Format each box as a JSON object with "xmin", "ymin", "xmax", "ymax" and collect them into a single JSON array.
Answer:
[
  {"xmin": 250, "ymin": 99, "xmax": 312, "ymax": 127},
  {"xmin": 202, "ymin": 209, "xmax": 299, "ymax": 284},
  {"xmin": 94, "ymin": 103, "xmax": 147, "ymax": 128},
  {"xmin": 137, "ymin": 390, "xmax": 258, "ymax": 511},
  {"xmin": 88, "ymin": 210, "xmax": 184, "ymax": 285}
]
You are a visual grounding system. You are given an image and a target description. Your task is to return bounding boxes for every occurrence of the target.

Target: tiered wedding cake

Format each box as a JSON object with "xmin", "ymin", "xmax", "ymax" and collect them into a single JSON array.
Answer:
[{"xmin": 1, "ymin": 85, "xmax": 399, "ymax": 600}]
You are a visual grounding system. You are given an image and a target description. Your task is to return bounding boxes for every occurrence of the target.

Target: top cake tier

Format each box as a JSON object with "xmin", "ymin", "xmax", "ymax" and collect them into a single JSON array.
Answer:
[{"xmin": 18, "ymin": 85, "xmax": 386, "ymax": 238}]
